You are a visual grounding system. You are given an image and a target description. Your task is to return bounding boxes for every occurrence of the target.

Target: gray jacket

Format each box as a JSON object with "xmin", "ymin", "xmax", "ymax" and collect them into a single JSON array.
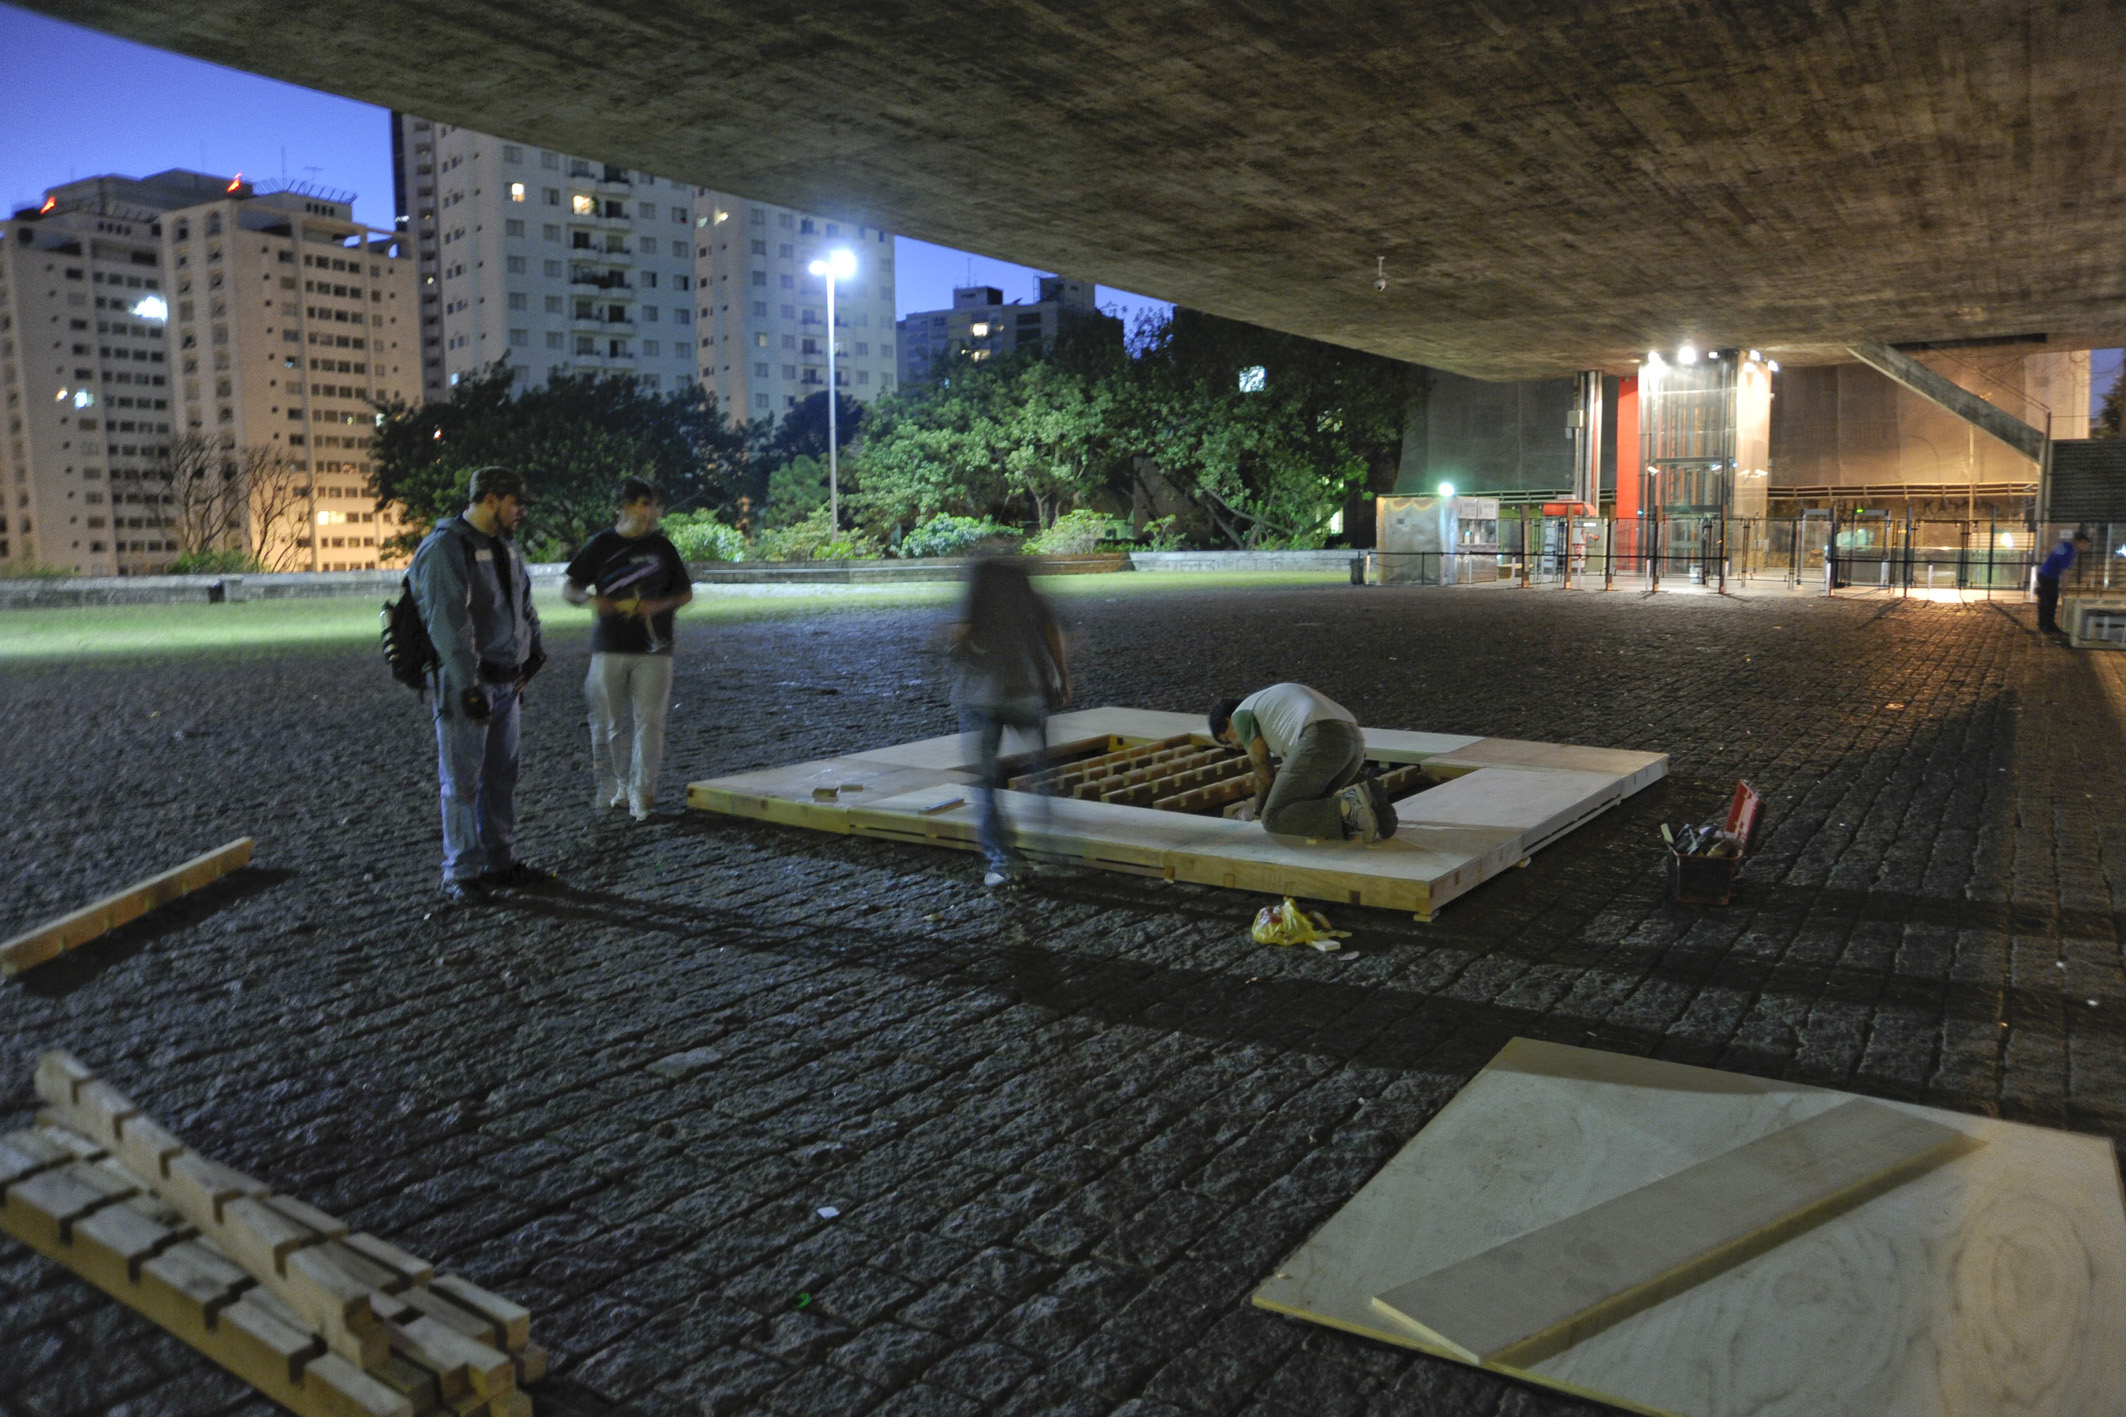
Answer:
[{"xmin": 408, "ymin": 515, "xmax": 541, "ymax": 694}]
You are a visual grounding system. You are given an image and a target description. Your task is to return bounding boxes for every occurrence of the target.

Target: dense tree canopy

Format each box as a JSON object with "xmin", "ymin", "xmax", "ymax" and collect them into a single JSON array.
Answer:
[
  {"xmin": 371, "ymin": 364, "xmax": 747, "ymax": 559},
  {"xmin": 368, "ymin": 311, "xmax": 1416, "ymax": 559}
]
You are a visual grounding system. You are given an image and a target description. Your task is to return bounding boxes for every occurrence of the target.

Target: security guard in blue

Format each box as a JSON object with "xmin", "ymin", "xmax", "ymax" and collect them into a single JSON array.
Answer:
[{"xmin": 408, "ymin": 465, "xmax": 552, "ymax": 900}]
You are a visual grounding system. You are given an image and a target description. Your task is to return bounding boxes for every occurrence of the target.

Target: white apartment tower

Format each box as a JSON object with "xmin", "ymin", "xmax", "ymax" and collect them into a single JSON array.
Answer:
[
  {"xmin": 692, "ymin": 191, "xmax": 899, "ymax": 421},
  {"xmin": 1, "ymin": 171, "xmax": 419, "ymax": 575},
  {"xmin": 163, "ymin": 184, "xmax": 421, "ymax": 570},
  {"xmin": 394, "ymin": 116, "xmax": 701, "ymax": 400},
  {"xmin": 0, "ymin": 179, "xmax": 177, "ymax": 573}
]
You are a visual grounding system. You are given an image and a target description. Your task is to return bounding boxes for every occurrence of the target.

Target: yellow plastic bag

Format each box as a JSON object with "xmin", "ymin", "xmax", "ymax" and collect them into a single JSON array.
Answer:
[{"xmin": 1250, "ymin": 897, "xmax": 1352, "ymax": 952}]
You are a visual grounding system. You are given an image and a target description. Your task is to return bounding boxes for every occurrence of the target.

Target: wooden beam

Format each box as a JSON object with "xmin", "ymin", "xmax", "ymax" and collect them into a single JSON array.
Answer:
[
  {"xmin": 0, "ymin": 1140, "xmax": 410, "ymax": 1417},
  {"xmin": 35, "ymin": 1052, "xmax": 386, "ymax": 1370},
  {"xmin": 1370, "ymin": 1098, "xmax": 1975, "ymax": 1368},
  {"xmin": 1, "ymin": 837, "xmax": 252, "ymax": 976}
]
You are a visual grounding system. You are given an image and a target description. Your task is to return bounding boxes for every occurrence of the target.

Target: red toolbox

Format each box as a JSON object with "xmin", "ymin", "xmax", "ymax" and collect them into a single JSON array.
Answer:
[{"xmin": 1666, "ymin": 781, "xmax": 1764, "ymax": 906}]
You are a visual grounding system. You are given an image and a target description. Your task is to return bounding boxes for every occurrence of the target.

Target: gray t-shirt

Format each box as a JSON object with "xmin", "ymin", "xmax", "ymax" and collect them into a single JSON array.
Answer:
[{"xmin": 1231, "ymin": 683, "xmax": 1356, "ymax": 759}]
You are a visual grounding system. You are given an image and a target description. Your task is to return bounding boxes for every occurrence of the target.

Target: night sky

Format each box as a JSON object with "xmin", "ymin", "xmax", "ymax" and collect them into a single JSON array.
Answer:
[
  {"xmin": 0, "ymin": 3, "xmax": 1171, "ymax": 330},
  {"xmin": 0, "ymin": 2, "xmax": 2115, "ymax": 404}
]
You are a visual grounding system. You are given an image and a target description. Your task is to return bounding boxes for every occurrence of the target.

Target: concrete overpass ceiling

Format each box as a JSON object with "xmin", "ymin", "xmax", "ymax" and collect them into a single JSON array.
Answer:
[{"xmin": 28, "ymin": 1, "xmax": 2126, "ymax": 380}]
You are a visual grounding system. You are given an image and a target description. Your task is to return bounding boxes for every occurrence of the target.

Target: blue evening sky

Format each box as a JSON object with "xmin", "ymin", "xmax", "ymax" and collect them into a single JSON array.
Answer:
[
  {"xmin": 0, "ymin": 1, "xmax": 2115, "ymax": 410},
  {"xmin": 0, "ymin": 3, "xmax": 1170, "ymax": 329}
]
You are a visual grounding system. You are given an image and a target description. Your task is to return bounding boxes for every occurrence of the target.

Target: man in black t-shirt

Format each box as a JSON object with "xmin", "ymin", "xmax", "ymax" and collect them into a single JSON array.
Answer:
[{"xmin": 563, "ymin": 478, "xmax": 693, "ymax": 820}]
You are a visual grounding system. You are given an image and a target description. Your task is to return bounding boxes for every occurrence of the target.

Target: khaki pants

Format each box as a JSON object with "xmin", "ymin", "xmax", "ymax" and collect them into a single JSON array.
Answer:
[
  {"xmin": 585, "ymin": 652, "xmax": 675, "ymax": 810},
  {"xmin": 1261, "ymin": 719, "xmax": 1365, "ymax": 839}
]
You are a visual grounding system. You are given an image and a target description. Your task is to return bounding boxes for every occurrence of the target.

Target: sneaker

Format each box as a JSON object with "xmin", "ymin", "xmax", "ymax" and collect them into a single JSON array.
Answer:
[
  {"xmin": 983, "ymin": 856, "xmax": 1016, "ymax": 887},
  {"xmin": 440, "ymin": 877, "xmax": 489, "ymax": 904},
  {"xmin": 629, "ymin": 795, "xmax": 654, "ymax": 822},
  {"xmin": 600, "ymin": 788, "xmax": 627, "ymax": 810},
  {"xmin": 480, "ymin": 860, "xmax": 559, "ymax": 890},
  {"xmin": 1368, "ymin": 777, "xmax": 1399, "ymax": 840},
  {"xmin": 1337, "ymin": 783, "xmax": 1379, "ymax": 843}
]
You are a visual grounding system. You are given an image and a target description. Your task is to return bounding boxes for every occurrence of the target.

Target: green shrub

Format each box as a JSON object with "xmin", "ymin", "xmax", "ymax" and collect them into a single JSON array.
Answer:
[
  {"xmin": 0, "ymin": 559, "xmax": 74, "ymax": 580},
  {"xmin": 662, "ymin": 509, "xmax": 747, "ymax": 562},
  {"xmin": 169, "ymin": 548, "xmax": 265, "ymax": 575},
  {"xmin": 751, "ymin": 506, "xmax": 883, "ymax": 562},
  {"xmin": 898, "ymin": 514, "xmax": 1021, "ymax": 559},
  {"xmin": 1024, "ymin": 508, "xmax": 1118, "ymax": 556},
  {"xmin": 761, "ymin": 455, "xmax": 831, "ymax": 528},
  {"xmin": 1136, "ymin": 514, "xmax": 1186, "ymax": 551}
]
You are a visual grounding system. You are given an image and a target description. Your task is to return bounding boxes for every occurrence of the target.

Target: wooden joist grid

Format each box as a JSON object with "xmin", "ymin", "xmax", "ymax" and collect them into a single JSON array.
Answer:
[
  {"xmin": 6, "ymin": 1053, "xmax": 542, "ymax": 1417},
  {"xmin": 1007, "ymin": 734, "xmax": 1196, "ymax": 792},
  {"xmin": 1, "ymin": 837, "xmax": 253, "ymax": 977}
]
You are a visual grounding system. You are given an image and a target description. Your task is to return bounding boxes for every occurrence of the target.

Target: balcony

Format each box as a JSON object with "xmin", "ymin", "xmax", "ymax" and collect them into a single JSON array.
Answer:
[{"xmin": 569, "ymin": 267, "xmax": 634, "ymax": 290}]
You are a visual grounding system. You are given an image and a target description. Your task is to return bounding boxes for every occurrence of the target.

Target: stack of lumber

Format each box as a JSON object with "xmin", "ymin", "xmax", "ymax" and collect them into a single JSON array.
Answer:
[{"xmin": 0, "ymin": 1052, "xmax": 542, "ymax": 1417}]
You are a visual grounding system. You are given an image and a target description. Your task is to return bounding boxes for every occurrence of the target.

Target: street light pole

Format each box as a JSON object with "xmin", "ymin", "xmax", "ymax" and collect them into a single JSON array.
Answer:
[{"xmin": 808, "ymin": 248, "xmax": 857, "ymax": 529}]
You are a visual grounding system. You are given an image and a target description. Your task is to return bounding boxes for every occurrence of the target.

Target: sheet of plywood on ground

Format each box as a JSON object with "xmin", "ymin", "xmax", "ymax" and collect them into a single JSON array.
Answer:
[
  {"xmin": 683, "ymin": 754, "xmax": 972, "ymax": 832},
  {"xmin": 1, "ymin": 836, "xmax": 253, "ymax": 976},
  {"xmin": 1252, "ymin": 1038, "xmax": 2126, "ymax": 1417},
  {"xmin": 1371, "ymin": 1099, "xmax": 1973, "ymax": 1368}
]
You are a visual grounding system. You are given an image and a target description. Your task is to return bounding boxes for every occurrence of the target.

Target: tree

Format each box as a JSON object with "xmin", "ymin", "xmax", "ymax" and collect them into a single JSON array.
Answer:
[
  {"xmin": 2096, "ymin": 363, "xmax": 2124, "ymax": 439},
  {"xmin": 245, "ymin": 447, "xmax": 313, "ymax": 571},
  {"xmin": 157, "ymin": 433, "xmax": 246, "ymax": 558},
  {"xmin": 370, "ymin": 363, "xmax": 749, "ymax": 559}
]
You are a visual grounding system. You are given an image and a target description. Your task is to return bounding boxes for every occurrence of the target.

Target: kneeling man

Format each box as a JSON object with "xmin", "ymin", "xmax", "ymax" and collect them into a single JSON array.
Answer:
[{"xmin": 1210, "ymin": 684, "xmax": 1397, "ymax": 843}]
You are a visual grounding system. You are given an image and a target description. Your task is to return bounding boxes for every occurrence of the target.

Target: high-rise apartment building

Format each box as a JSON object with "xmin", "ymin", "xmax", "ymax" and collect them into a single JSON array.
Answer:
[
  {"xmin": 692, "ymin": 191, "xmax": 899, "ymax": 421},
  {"xmin": 896, "ymin": 277, "xmax": 1117, "ymax": 386},
  {"xmin": 0, "ymin": 171, "xmax": 418, "ymax": 575},
  {"xmin": 163, "ymin": 183, "xmax": 421, "ymax": 571},
  {"xmin": 393, "ymin": 115, "xmax": 702, "ymax": 401}
]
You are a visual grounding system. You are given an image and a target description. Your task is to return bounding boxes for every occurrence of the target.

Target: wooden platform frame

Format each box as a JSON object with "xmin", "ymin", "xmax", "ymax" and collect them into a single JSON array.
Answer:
[
  {"xmin": 687, "ymin": 707, "xmax": 1667, "ymax": 919},
  {"xmin": 1254, "ymin": 1038, "xmax": 2126, "ymax": 1417}
]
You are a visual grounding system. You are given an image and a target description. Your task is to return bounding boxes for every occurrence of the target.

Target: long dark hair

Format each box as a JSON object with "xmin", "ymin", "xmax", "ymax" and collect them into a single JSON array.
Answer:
[{"xmin": 962, "ymin": 556, "xmax": 1046, "ymax": 649}]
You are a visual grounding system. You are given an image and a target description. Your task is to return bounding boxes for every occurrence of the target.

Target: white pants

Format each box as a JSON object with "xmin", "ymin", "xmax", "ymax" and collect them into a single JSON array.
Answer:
[{"xmin": 585, "ymin": 652, "xmax": 675, "ymax": 809}]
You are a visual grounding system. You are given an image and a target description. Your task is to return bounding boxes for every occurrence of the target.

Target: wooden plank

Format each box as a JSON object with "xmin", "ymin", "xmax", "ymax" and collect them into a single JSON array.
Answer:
[
  {"xmin": 1, "ymin": 1160, "xmax": 409, "ymax": 1417},
  {"xmin": 1253, "ymin": 1038, "xmax": 2126, "ymax": 1417},
  {"xmin": 1, "ymin": 836, "xmax": 252, "ymax": 976},
  {"xmin": 1371, "ymin": 1099, "xmax": 1973, "ymax": 1366},
  {"xmin": 429, "ymin": 1275, "xmax": 532, "ymax": 1351},
  {"xmin": 35, "ymin": 1052, "xmax": 385, "ymax": 1369}
]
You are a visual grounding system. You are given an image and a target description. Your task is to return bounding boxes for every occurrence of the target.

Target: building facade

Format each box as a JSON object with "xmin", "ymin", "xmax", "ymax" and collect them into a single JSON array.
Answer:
[
  {"xmin": 692, "ymin": 190, "xmax": 899, "ymax": 422},
  {"xmin": 394, "ymin": 115, "xmax": 703, "ymax": 402},
  {"xmin": 896, "ymin": 276, "xmax": 1110, "ymax": 385},
  {"xmin": 0, "ymin": 171, "xmax": 419, "ymax": 575}
]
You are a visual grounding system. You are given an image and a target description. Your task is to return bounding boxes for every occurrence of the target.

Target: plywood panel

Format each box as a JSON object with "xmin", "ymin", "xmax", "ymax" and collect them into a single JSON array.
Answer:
[
  {"xmin": 1427, "ymin": 739, "xmax": 1669, "ymax": 779},
  {"xmin": 1361, "ymin": 728, "xmax": 1488, "ymax": 762},
  {"xmin": 688, "ymin": 710, "xmax": 1665, "ymax": 918},
  {"xmin": 1372, "ymin": 1099, "xmax": 1972, "ymax": 1366},
  {"xmin": 1253, "ymin": 1039, "xmax": 2126, "ymax": 1417}
]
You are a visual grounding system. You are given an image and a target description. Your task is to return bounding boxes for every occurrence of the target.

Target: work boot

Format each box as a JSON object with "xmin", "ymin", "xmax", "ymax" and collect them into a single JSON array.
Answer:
[
  {"xmin": 481, "ymin": 860, "xmax": 559, "ymax": 891},
  {"xmin": 1368, "ymin": 777, "xmax": 1399, "ymax": 840},
  {"xmin": 1336, "ymin": 783, "xmax": 1379, "ymax": 843},
  {"xmin": 440, "ymin": 877, "xmax": 489, "ymax": 905}
]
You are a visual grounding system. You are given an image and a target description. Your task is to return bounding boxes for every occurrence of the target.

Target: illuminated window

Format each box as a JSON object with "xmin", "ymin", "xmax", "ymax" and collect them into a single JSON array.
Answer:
[
  {"xmin": 969, "ymin": 322, "xmax": 990, "ymax": 337},
  {"xmin": 1238, "ymin": 365, "xmax": 1266, "ymax": 393},
  {"xmin": 509, "ymin": 183, "xmax": 526, "ymax": 202},
  {"xmin": 571, "ymin": 194, "xmax": 595, "ymax": 216}
]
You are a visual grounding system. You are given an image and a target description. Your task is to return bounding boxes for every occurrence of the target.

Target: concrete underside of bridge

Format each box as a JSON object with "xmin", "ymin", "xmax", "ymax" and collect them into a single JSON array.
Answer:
[{"xmin": 29, "ymin": 1, "xmax": 2126, "ymax": 379}]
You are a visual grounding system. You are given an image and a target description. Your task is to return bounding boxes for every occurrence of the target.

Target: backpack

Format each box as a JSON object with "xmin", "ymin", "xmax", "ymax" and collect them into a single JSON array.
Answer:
[
  {"xmin": 380, "ymin": 524, "xmax": 469, "ymax": 693},
  {"xmin": 380, "ymin": 576, "xmax": 437, "ymax": 691}
]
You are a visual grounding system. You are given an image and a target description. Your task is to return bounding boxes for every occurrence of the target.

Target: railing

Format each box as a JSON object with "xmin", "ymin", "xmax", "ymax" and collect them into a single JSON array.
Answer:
[{"xmin": 1366, "ymin": 515, "xmax": 2125, "ymax": 597}]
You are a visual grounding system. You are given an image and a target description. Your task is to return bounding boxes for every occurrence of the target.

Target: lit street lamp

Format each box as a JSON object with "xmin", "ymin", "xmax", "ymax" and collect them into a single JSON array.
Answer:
[{"xmin": 807, "ymin": 247, "xmax": 858, "ymax": 529}]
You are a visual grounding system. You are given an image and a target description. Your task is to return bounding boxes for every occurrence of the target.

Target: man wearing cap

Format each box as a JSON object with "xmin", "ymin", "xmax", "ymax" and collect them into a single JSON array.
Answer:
[
  {"xmin": 408, "ymin": 465, "xmax": 553, "ymax": 901},
  {"xmin": 2036, "ymin": 528, "xmax": 2092, "ymax": 636}
]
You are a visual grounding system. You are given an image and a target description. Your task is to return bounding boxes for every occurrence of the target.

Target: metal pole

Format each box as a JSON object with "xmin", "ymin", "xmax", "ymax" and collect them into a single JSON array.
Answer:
[
  {"xmin": 1717, "ymin": 507, "xmax": 1727, "ymax": 594},
  {"xmin": 825, "ymin": 274, "xmax": 840, "ymax": 529},
  {"xmin": 1604, "ymin": 514, "xmax": 1614, "ymax": 590},
  {"xmin": 1986, "ymin": 511, "xmax": 1995, "ymax": 602}
]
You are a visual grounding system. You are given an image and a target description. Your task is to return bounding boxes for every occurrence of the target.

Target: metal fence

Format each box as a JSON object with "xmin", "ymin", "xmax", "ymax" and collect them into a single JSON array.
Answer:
[{"xmin": 1364, "ymin": 514, "xmax": 2125, "ymax": 597}]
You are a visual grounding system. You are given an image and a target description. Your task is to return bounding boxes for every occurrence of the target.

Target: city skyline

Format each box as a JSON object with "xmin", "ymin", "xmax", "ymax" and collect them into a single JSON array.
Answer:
[{"xmin": 0, "ymin": 2, "xmax": 1172, "ymax": 333}]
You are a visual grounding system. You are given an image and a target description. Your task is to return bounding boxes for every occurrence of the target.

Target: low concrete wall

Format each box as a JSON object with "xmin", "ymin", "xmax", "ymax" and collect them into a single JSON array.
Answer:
[
  {"xmin": 688, "ymin": 553, "xmax": 1128, "ymax": 584},
  {"xmin": 1128, "ymin": 549, "xmax": 1361, "ymax": 573},
  {"xmin": 0, "ymin": 565, "xmax": 570, "ymax": 609},
  {"xmin": 0, "ymin": 549, "xmax": 1356, "ymax": 607}
]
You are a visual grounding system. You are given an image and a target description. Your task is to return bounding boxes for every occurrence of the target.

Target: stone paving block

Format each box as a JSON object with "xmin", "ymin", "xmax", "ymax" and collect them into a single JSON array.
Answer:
[{"xmin": 3, "ymin": 588, "xmax": 2123, "ymax": 1417}]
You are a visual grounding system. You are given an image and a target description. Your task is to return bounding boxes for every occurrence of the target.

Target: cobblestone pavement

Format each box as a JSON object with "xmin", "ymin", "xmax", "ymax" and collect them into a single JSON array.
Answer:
[{"xmin": 3, "ymin": 581, "xmax": 2122, "ymax": 1417}]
